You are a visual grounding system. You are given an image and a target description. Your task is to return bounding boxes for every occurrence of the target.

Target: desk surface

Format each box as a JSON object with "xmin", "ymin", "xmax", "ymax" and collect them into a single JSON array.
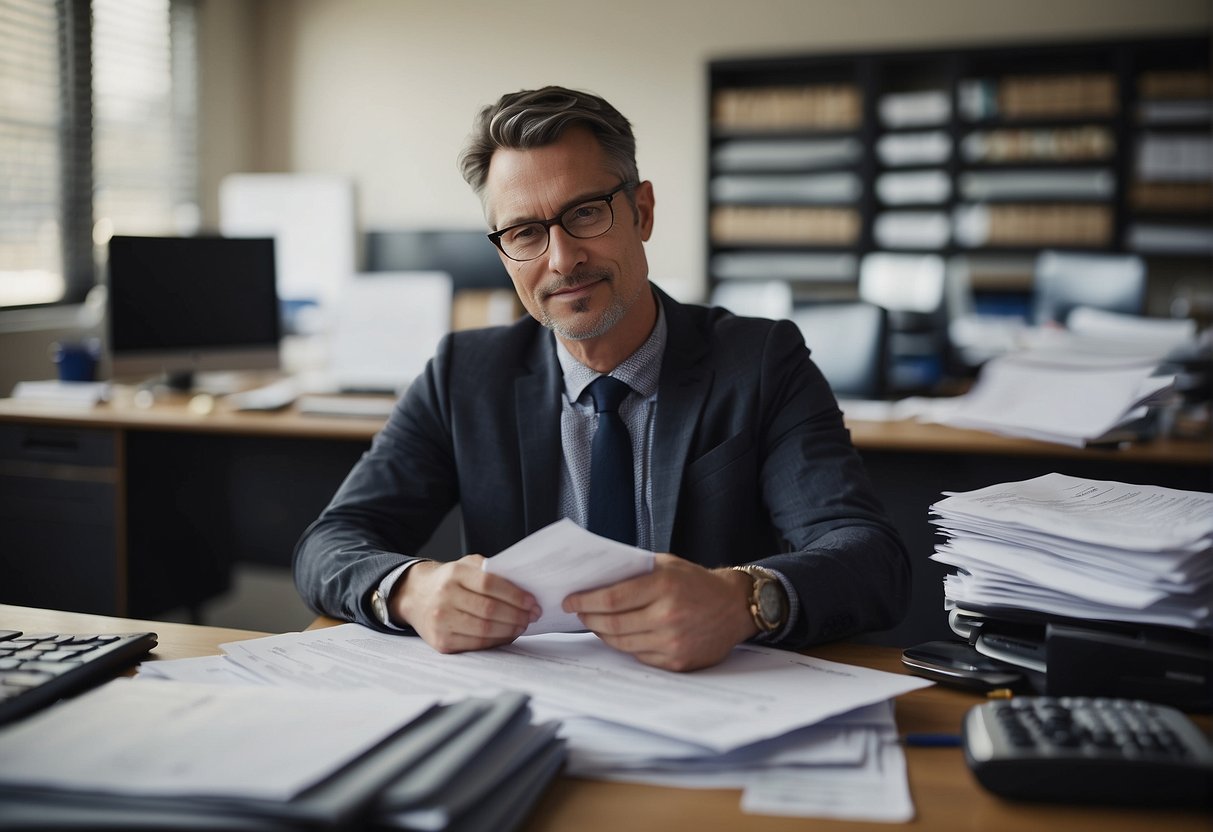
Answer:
[
  {"xmin": 1, "ymin": 394, "xmax": 1209, "ymax": 464},
  {"xmin": 1, "ymin": 603, "xmax": 1207, "ymax": 832}
]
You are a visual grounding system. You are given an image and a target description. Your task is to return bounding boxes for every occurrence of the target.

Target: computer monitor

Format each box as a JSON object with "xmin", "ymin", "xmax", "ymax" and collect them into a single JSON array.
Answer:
[
  {"xmin": 364, "ymin": 229, "xmax": 511, "ymax": 290},
  {"xmin": 106, "ymin": 235, "xmax": 281, "ymax": 388}
]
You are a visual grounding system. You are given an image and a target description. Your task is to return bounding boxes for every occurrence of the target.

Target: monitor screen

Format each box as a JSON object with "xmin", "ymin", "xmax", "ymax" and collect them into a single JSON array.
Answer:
[
  {"xmin": 107, "ymin": 235, "xmax": 281, "ymax": 385},
  {"xmin": 364, "ymin": 229, "xmax": 511, "ymax": 290}
]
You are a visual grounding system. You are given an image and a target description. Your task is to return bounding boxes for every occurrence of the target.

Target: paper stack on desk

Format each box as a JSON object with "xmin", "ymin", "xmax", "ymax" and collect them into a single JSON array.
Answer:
[
  {"xmin": 135, "ymin": 622, "xmax": 930, "ymax": 824},
  {"xmin": 930, "ymin": 473, "xmax": 1213, "ymax": 631},
  {"xmin": 939, "ymin": 345, "xmax": 1177, "ymax": 447},
  {"xmin": 0, "ymin": 680, "xmax": 563, "ymax": 831},
  {"xmin": 217, "ymin": 627, "xmax": 927, "ymax": 822}
]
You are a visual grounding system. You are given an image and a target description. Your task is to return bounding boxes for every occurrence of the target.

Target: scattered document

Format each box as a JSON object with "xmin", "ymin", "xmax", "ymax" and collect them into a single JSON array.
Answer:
[
  {"xmin": 940, "ymin": 352, "xmax": 1175, "ymax": 446},
  {"xmin": 217, "ymin": 624, "xmax": 931, "ymax": 754},
  {"xmin": 740, "ymin": 730, "xmax": 914, "ymax": 822},
  {"xmin": 138, "ymin": 623, "xmax": 931, "ymax": 823},
  {"xmin": 930, "ymin": 473, "xmax": 1213, "ymax": 630},
  {"xmin": 0, "ymin": 678, "xmax": 434, "ymax": 801},
  {"xmin": 1066, "ymin": 306, "xmax": 1197, "ymax": 357},
  {"xmin": 482, "ymin": 519, "xmax": 655, "ymax": 636}
]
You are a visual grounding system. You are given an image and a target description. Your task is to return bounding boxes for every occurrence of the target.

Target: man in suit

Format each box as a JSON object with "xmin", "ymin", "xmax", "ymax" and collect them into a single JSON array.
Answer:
[{"xmin": 294, "ymin": 86, "xmax": 909, "ymax": 671}]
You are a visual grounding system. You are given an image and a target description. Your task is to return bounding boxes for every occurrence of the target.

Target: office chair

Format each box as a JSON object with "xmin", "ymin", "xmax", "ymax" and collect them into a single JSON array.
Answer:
[
  {"xmin": 790, "ymin": 301, "xmax": 888, "ymax": 399},
  {"xmin": 1032, "ymin": 250, "xmax": 1146, "ymax": 327},
  {"xmin": 858, "ymin": 252, "xmax": 948, "ymax": 392}
]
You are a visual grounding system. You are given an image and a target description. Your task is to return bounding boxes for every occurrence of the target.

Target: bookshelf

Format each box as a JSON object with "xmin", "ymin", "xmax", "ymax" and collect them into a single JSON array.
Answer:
[{"xmin": 706, "ymin": 35, "xmax": 1211, "ymax": 384}]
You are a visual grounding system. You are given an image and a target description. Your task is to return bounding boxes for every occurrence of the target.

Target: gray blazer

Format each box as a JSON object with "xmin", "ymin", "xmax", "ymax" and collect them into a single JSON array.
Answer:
[{"xmin": 293, "ymin": 286, "xmax": 910, "ymax": 648}]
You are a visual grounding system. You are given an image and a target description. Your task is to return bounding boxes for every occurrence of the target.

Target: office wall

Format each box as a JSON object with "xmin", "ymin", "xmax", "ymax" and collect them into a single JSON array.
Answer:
[{"xmin": 204, "ymin": 0, "xmax": 1211, "ymax": 302}]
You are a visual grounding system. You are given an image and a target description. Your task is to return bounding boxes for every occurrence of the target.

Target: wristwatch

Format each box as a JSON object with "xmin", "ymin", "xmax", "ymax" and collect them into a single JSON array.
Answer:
[
  {"xmin": 370, "ymin": 588, "xmax": 391, "ymax": 626},
  {"xmin": 731, "ymin": 565, "xmax": 789, "ymax": 634}
]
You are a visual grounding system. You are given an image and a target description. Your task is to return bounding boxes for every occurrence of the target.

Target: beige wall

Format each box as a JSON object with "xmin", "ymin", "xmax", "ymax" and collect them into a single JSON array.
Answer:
[{"xmin": 197, "ymin": 0, "xmax": 1211, "ymax": 303}]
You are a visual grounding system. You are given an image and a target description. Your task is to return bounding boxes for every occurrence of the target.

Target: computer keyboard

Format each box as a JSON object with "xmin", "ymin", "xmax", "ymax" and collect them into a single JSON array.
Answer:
[{"xmin": 0, "ymin": 630, "xmax": 157, "ymax": 725}]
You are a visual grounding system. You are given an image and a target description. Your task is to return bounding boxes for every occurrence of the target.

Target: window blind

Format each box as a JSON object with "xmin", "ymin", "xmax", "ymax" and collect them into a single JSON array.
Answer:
[
  {"xmin": 0, "ymin": 0, "xmax": 70, "ymax": 306},
  {"xmin": 0, "ymin": 0, "xmax": 197, "ymax": 309}
]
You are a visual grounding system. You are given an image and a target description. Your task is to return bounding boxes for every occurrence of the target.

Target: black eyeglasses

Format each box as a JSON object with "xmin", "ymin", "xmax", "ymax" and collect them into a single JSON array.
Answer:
[{"xmin": 487, "ymin": 182, "xmax": 637, "ymax": 262}]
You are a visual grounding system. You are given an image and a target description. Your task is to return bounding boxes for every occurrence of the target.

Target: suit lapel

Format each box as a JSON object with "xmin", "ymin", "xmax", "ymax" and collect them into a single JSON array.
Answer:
[
  {"xmin": 651, "ymin": 289, "xmax": 712, "ymax": 552},
  {"xmin": 515, "ymin": 329, "xmax": 563, "ymax": 534}
]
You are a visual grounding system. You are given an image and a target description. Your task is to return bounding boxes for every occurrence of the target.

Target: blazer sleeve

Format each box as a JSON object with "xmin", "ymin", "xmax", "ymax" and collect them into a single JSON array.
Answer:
[
  {"xmin": 292, "ymin": 334, "xmax": 461, "ymax": 631},
  {"xmin": 749, "ymin": 320, "xmax": 911, "ymax": 647}
]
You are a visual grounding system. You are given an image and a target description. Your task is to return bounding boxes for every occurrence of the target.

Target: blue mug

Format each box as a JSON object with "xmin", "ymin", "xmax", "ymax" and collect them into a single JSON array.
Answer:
[{"xmin": 53, "ymin": 340, "xmax": 100, "ymax": 382}]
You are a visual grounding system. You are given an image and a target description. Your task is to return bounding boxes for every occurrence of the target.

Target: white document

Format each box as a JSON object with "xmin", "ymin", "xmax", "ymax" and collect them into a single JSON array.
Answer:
[
  {"xmin": 558, "ymin": 700, "xmax": 890, "ymax": 776},
  {"xmin": 328, "ymin": 271, "xmax": 452, "ymax": 393},
  {"xmin": 482, "ymin": 519, "xmax": 655, "ymax": 636},
  {"xmin": 10, "ymin": 379, "xmax": 110, "ymax": 407},
  {"xmin": 219, "ymin": 625, "xmax": 931, "ymax": 754},
  {"xmin": 933, "ymin": 473, "xmax": 1213, "ymax": 552},
  {"xmin": 931, "ymin": 474, "xmax": 1213, "ymax": 630},
  {"xmin": 136, "ymin": 654, "xmax": 270, "ymax": 685},
  {"xmin": 942, "ymin": 355, "xmax": 1172, "ymax": 446},
  {"xmin": 740, "ymin": 730, "xmax": 914, "ymax": 823},
  {"xmin": 932, "ymin": 538, "xmax": 1170, "ymax": 607},
  {"xmin": 0, "ymin": 678, "xmax": 434, "ymax": 801}
]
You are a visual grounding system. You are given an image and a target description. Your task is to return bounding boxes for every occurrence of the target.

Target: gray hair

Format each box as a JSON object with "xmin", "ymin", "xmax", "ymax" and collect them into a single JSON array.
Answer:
[{"xmin": 458, "ymin": 86, "xmax": 639, "ymax": 201}]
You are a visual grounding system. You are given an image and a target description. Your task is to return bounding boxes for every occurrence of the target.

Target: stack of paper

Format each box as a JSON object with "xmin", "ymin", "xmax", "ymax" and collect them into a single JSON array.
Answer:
[
  {"xmin": 133, "ymin": 515, "xmax": 932, "ymax": 826},
  {"xmin": 10, "ymin": 380, "xmax": 110, "ymax": 408},
  {"xmin": 174, "ymin": 624, "xmax": 928, "ymax": 824},
  {"xmin": 0, "ymin": 681, "xmax": 563, "ymax": 832},
  {"xmin": 930, "ymin": 473, "xmax": 1213, "ymax": 631},
  {"xmin": 939, "ymin": 341, "xmax": 1178, "ymax": 447}
]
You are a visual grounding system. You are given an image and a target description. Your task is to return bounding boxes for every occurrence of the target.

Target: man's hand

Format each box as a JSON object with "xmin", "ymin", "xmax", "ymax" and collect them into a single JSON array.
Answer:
[
  {"xmin": 391, "ymin": 556, "xmax": 540, "ymax": 653},
  {"xmin": 563, "ymin": 554, "xmax": 758, "ymax": 672}
]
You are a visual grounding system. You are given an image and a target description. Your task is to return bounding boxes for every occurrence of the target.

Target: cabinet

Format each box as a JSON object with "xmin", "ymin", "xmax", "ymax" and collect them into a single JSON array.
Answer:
[
  {"xmin": 707, "ymin": 35, "xmax": 1211, "ymax": 389},
  {"xmin": 0, "ymin": 424, "xmax": 123, "ymax": 614}
]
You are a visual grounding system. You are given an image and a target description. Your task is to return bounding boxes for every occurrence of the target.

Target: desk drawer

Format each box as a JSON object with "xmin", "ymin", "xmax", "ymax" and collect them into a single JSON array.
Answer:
[
  {"xmin": 0, "ymin": 424, "xmax": 117, "ymax": 467},
  {"xmin": 0, "ymin": 424, "xmax": 121, "ymax": 614}
]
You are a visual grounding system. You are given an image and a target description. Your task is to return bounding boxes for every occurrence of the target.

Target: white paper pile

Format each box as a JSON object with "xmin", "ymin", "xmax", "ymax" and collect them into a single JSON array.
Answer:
[
  {"xmin": 140, "ymin": 624, "xmax": 928, "ymax": 823},
  {"xmin": 930, "ymin": 473, "xmax": 1213, "ymax": 631},
  {"xmin": 940, "ymin": 348, "xmax": 1177, "ymax": 447},
  {"xmin": 132, "ymin": 520, "xmax": 933, "ymax": 823}
]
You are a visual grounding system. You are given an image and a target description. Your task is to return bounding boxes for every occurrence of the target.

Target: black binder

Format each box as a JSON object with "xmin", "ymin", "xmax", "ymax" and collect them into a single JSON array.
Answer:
[{"xmin": 953, "ymin": 605, "xmax": 1212, "ymax": 712}]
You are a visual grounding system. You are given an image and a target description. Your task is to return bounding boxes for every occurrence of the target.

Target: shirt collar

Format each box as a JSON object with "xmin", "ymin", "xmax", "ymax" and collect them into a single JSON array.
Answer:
[{"xmin": 556, "ymin": 294, "xmax": 666, "ymax": 404}]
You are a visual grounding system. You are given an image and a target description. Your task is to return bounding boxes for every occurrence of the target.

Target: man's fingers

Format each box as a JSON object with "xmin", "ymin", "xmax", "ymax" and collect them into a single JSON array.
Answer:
[{"xmin": 564, "ymin": 573, "xmax": 659, "ymax": 615}]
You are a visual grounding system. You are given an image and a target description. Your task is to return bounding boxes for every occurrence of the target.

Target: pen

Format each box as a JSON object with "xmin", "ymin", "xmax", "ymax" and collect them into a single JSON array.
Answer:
[{"xmin": 902, "ymin": 733, "xmax": 962, "ymax": 747}]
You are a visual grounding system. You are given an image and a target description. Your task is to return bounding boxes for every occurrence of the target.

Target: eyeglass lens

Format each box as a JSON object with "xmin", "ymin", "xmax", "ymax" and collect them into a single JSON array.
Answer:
[{"xmin": 498, "ymin": 197, "xmax": 615, "ymax": 260}]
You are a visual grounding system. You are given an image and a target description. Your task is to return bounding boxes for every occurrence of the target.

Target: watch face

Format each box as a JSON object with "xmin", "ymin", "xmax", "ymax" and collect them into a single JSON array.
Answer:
[
  {"xmin": 371, "ymin": 590, "xmax": 389, "ymax": 625},
  {"xmin": 757, "ymin": 581, "xmax": 786, "ymax": 627}
]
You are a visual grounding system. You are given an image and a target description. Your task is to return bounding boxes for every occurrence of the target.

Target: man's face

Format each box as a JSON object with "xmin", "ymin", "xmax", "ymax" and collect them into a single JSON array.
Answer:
[{"xmin": 483, "ymin": 126, "xmax": 654, "ymax": 342}]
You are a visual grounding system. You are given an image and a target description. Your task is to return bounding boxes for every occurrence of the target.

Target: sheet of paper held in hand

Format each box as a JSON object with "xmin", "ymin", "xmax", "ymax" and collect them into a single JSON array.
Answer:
[{"xmin": 482, "ymin": 518, "xmax": 655, "ymax": 636}]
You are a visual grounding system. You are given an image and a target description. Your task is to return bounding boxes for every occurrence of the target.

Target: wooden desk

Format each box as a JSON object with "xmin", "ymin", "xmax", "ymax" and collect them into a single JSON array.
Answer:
[
  {"xmin": 0, "ymin": 604, "xmax": 1206, "ymax": 832},
  {"xmin": 2, "ymin": 393, "xmax": 1207, "ymax": 463},
  {"xmin": 1, "ymin": 395, "xmax": 1209, "ymax": 642}
]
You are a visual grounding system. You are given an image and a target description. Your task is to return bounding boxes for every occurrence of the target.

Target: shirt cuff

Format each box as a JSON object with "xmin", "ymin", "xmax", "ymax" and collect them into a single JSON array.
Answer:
[{"xmin": 373, "ymin": 559, "xmax": 428, "ymax": 630}]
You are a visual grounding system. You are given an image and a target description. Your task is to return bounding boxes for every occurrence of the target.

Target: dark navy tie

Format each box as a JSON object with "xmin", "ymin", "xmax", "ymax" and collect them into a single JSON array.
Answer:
[{"xmin": 587, "ymin": 376, "xmax": 636, "ymax": 546}]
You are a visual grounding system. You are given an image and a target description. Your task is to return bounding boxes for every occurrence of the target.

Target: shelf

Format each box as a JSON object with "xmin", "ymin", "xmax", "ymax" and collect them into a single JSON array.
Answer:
[{"xmin": 706, "ymin": 33, "xmax": 1211, "ymax": 344}]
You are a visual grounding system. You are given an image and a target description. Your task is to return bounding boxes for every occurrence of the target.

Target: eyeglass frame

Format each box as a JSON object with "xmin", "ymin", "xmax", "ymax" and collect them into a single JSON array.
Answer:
[{"xmin": 486, "ymin": 181, "xmax": 639, "ymax": 262}]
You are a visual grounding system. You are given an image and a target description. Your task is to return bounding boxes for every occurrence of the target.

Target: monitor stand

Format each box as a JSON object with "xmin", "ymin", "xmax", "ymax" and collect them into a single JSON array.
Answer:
[{"xmin": 163, "ymin": 371, "xmax": 195, "ymax": 392}]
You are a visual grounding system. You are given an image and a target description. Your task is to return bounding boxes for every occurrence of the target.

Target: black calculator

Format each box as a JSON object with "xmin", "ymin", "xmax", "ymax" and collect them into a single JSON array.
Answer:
[{"xmin": 962, "ymin": 696, "xmax": 1213, "ymax": 806}]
